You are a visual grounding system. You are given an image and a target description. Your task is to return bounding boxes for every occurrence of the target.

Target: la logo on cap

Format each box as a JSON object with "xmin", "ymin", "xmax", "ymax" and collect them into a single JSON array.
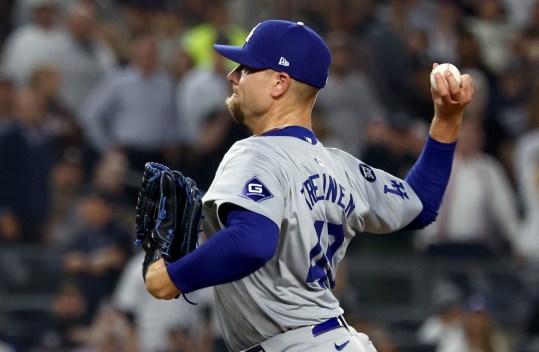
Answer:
[
  {"xmin": 213, "ymin": 20, "xmax": 331, "ymax": 88},
  {"xmin": 245, "ymin": 23, "xmax": 261, "ymax": 43}
]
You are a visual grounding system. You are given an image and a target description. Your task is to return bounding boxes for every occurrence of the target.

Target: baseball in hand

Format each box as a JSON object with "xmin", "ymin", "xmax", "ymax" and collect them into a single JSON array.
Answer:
[{"xmin": 430, "ymin": 63, "xmax": 461, "ymax": 92}]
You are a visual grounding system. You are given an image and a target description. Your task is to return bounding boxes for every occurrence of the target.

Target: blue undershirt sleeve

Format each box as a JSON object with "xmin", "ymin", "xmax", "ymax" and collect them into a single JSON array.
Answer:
[
  {"xmin": 404, "ymin": 136, "xmax": 456, "ymax": 230},
  {"xmin": 166, "ymin": 207, "xmax": 279, "ymax": 294}
]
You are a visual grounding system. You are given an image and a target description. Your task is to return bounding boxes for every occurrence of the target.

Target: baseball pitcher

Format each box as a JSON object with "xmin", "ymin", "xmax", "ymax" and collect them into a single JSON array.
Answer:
[{"xmin": 139, "ymin": 20, "xmax": 475, "ymax": 352}]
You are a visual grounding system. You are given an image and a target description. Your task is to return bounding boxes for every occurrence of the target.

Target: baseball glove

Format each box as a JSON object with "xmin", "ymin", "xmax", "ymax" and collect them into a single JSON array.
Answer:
[{"xmin": 134, "ymin": 162, "xmax": 203, "ymax": 280}]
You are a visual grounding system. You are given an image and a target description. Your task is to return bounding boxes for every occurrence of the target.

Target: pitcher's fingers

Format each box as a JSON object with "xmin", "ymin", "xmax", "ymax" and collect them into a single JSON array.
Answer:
[
  {"xmin": 444, "ymin": 69, "xmax": 461, "ymax": 101},
  {"xmin": 459, "ymin": 74, "xmax": 475, "ymax": 103},
  {"xmin": 433, "ymin": 72, "xmax": 457, "ymax": 105}
]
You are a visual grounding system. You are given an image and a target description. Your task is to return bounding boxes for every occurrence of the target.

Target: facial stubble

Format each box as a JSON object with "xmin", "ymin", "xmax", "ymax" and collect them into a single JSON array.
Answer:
[{"xmin": 225, "ymin": 96, "xmax": 244, "ymax": 124}]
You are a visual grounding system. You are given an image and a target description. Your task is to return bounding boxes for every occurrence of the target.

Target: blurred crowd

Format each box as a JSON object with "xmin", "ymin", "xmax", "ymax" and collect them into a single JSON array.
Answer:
[{"xmin": 0, "ymin": 0, "xmax": 539, "ymax": 351}]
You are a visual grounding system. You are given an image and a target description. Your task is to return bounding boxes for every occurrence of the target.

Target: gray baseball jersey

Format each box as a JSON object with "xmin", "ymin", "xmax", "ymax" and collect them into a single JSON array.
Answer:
[{"xmin": 202, "ymin": 130, "xmax": 423, "ymax": 351}]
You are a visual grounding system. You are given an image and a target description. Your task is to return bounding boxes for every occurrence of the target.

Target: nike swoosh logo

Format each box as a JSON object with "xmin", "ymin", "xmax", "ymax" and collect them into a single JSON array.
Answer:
[{"xmin": 335, "ymin": 340, "xmax": 350, "ymax": 351}]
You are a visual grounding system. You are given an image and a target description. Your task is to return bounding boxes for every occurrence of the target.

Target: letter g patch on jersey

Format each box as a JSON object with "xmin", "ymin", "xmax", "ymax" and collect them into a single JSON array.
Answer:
[{"xmin": 239, "ymin": 177, "xmax": 274, "ymax": 202}]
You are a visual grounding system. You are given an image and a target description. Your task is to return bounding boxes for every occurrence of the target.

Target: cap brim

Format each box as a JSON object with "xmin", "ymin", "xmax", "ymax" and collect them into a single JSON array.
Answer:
[{"xmin": 213, "ymin": 44, "xmax": 267, "ymax": 69}]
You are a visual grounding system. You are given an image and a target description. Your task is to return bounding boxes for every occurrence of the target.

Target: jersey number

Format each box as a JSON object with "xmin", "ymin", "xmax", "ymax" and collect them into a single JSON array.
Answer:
[{"xmin": 306, "ymin": 220, "xmax": 344, "ymax": 289}]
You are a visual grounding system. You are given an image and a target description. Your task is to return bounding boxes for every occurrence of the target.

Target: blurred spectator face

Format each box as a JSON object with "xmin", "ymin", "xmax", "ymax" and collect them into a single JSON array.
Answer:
[
  {"xmin": 532, "ymin": 2, "xmax": 539, "ymax": 26},
  {"xmin": 32, "ymin": 3, "xmax": 58, "ymax": 29},
  {"xmin": 499, "ymin": 67, "xmax": 527, "ymax": 100},
  {"xmin": 168, "ymin": 327, "xmax": 197, "ymax": 352},
  {"xmin": 405, "ymin": 28, "xmax": 428, "ymax": 55},
  {"xmin": 93, "ymin": 151, "xmax": 128, "ymax": 195},
  {"xmin": 29, "ymin": 65, "xmax": 62, "ymax": 99},
  {"xmin": 52, "ymin": 284, "xmax": 87, "ymax": 320},
  {"xmin": 66, "ymin": 1, "xmax": 97, "ymax": 42},
  {"xmin": 518, "ymin": 29, "xmax": 539, "ymax": 65},
  {"xmin": 122, "ymin": 5, "xmax": 151, "ymax": 37},
  {"xmin": 457, "ymin": 32, "xmax": 482, "ymax": 67},
  {"xmin": 465, "ymin": 310, "xmax": 493, "ymax": 342},
  {"xmin": 387, "ymin": 122, "xmax": 414, "ymax": 155},
  {"xmin": 168, "ymin": 49, "xmax": 194, "ymax": 80},
  {"xmin": 407, "ymin": 119, "xmax": 429, "ymax": 155},
  {"xmin": 79, "ymin": 195, "xmax": 112, "ymax": 228},
  {"xmin": 13, "ymin": 89, "xmax": 46, "ymax": 126},
  {"xmin": 326, "ymin": 31, "xmax": 355, "ymax": 76},
  {"xmin": 52, "ymin": 157, "xmax": 84, "ymax": 193},
  {"xmin": 131, "ymin": 37, "xmax": 158, "ymax": 75},
  {"xmin": 526, "ymin": 80, "xmax": 539, "ymax": 132},
  {"xmin": 411, "ymin": 64, "xmax": 433, "ymax": 99},
  {"xmin": 214, "ymin": 49, "xmax": 231, "ymax": 75},
  {"xmin": 477, "ymin": 0, "xmax": 505, "ymax": 21},
  {"xmin": 456, "ymin": 119, "xmax": 484, "ymax": 157},
  {"xmin": 151, "ymin": 10, "xmax": 182, "ymax": 35},
  {"xmin": 437, "ymin": 0, "xmax": 461, "ymax": 26},
  {"xmin": 207, "ymin": 2, "xmax": 229, "ymax": 28},
  {"xmin": 311, "ymin": 108, "xmax": 334, "ymax": 142},
  {"xmin": 363, "ymin": 119, "xmax": 391, "ymax": 145},
  {"xmin": 0, "ymin": 78, "xmax": 15, "ymax": 117},
  {"xmin": 460, "ymin": 294, "xmax": 497, "ymax": 350},
  {"xmin": 331, "ymin": 47, "xmax": 351, "ymax": 76}
]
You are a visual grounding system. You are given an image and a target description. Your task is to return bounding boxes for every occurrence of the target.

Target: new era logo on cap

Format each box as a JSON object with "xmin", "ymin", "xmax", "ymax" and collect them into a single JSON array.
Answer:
[{"xmin": 213, "ymin": 20, "xmax": 331, "ymax": 88}]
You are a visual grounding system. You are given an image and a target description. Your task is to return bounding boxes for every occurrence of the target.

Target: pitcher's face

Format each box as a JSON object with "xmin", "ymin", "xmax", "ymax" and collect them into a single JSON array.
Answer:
[{"xmin": 226, "ymin": 65, "xmax": 272, "ymax": 125}]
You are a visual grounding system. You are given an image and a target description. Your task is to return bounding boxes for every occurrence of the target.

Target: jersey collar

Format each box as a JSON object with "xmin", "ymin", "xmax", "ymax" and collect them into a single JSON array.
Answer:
[{"xmin": 259, "ymin": 126, "xmax": 318, "ymax": 145}]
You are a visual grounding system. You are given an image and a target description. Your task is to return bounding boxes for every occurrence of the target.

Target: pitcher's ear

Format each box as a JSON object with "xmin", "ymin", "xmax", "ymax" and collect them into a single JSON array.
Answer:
[{"xmin": 271, "ymin": 71, "xmax": 291, "ymax": 98}]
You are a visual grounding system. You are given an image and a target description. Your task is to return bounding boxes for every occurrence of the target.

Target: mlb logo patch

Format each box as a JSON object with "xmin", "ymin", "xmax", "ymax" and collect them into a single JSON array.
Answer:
[
  {"xmin": 239, "ymin": 177, "xmax": 273, "ymax": 202},
  {"xmin": 314, "ymin": 156, "xmax": 326, "ymax": 167}
]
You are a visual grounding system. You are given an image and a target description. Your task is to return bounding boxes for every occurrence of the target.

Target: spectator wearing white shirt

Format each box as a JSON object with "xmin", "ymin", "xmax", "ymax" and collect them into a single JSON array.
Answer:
[
  {"xmin": 1, "ymin": 0, "xmax": 65, "ymax": 88},
  {"xmin": 436, "ymin": 294, "xmax": 511, "ymax": 352},
  {"xmin": 113, "ymin": 252, "xmax": 218, "ymax": 352},
  {"xmin": 80, "ymin": 35, "xmax": 178, "ymax": 171},
  {"xmin": 316, "ymin": 31, "xmax": 386, "ymax": 158},
  {"xmin": 417, "ymin": 280, "xmax": 465, "ymax": 348},
  {"xmin": 415, "ymin": 118, "xmax": 520, "ymax": 257},
  {"xmin": 54, "ymin": 0, "xmax": 117, "ymax": 113},
  {"xmin": 175, "ymin": 49, "xmax": 229, "ymax": 146}
]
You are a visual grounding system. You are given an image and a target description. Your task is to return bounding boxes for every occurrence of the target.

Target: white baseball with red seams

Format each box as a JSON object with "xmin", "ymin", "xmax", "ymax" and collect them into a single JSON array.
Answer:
[{"xmin": 430, "ymin": 63, "xmax": 462, "ymax": 92}]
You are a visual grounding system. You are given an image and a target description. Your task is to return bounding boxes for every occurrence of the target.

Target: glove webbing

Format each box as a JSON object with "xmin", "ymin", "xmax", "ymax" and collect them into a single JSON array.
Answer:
[{"xmin": 134, "ymin": 163, "xmax": 170, "ymax": 247}]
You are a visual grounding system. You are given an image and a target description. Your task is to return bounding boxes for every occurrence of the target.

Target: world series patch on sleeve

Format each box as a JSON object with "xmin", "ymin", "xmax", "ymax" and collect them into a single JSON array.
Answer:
[{"xmin": 134, "ymin": 162, "xmax": 204, "ymax": 280}]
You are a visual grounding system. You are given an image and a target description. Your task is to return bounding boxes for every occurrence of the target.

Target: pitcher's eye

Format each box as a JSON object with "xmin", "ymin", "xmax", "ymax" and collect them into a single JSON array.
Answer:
[{"xmin": 240, "ymin": 65, "xmax": 263, "ymax": 76}]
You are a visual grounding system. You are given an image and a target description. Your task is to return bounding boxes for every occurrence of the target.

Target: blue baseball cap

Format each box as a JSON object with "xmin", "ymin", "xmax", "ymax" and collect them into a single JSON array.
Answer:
[{"xmin": 213, "ymin": 20, "xmax": 331, "ymax": 88}]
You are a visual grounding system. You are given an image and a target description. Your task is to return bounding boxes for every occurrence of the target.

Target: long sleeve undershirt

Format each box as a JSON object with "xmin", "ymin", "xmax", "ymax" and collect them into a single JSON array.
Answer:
[
  {"xmin": 404, "ymin": 136, "xmax": 456, "ymax": 230},
  {"xmin": 167, "ymin": 208, "xmax": 279, "ymax": 293},
  {"xmin": 167, "ymin": 136, "xmax": 456, "ymax": 292}
]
